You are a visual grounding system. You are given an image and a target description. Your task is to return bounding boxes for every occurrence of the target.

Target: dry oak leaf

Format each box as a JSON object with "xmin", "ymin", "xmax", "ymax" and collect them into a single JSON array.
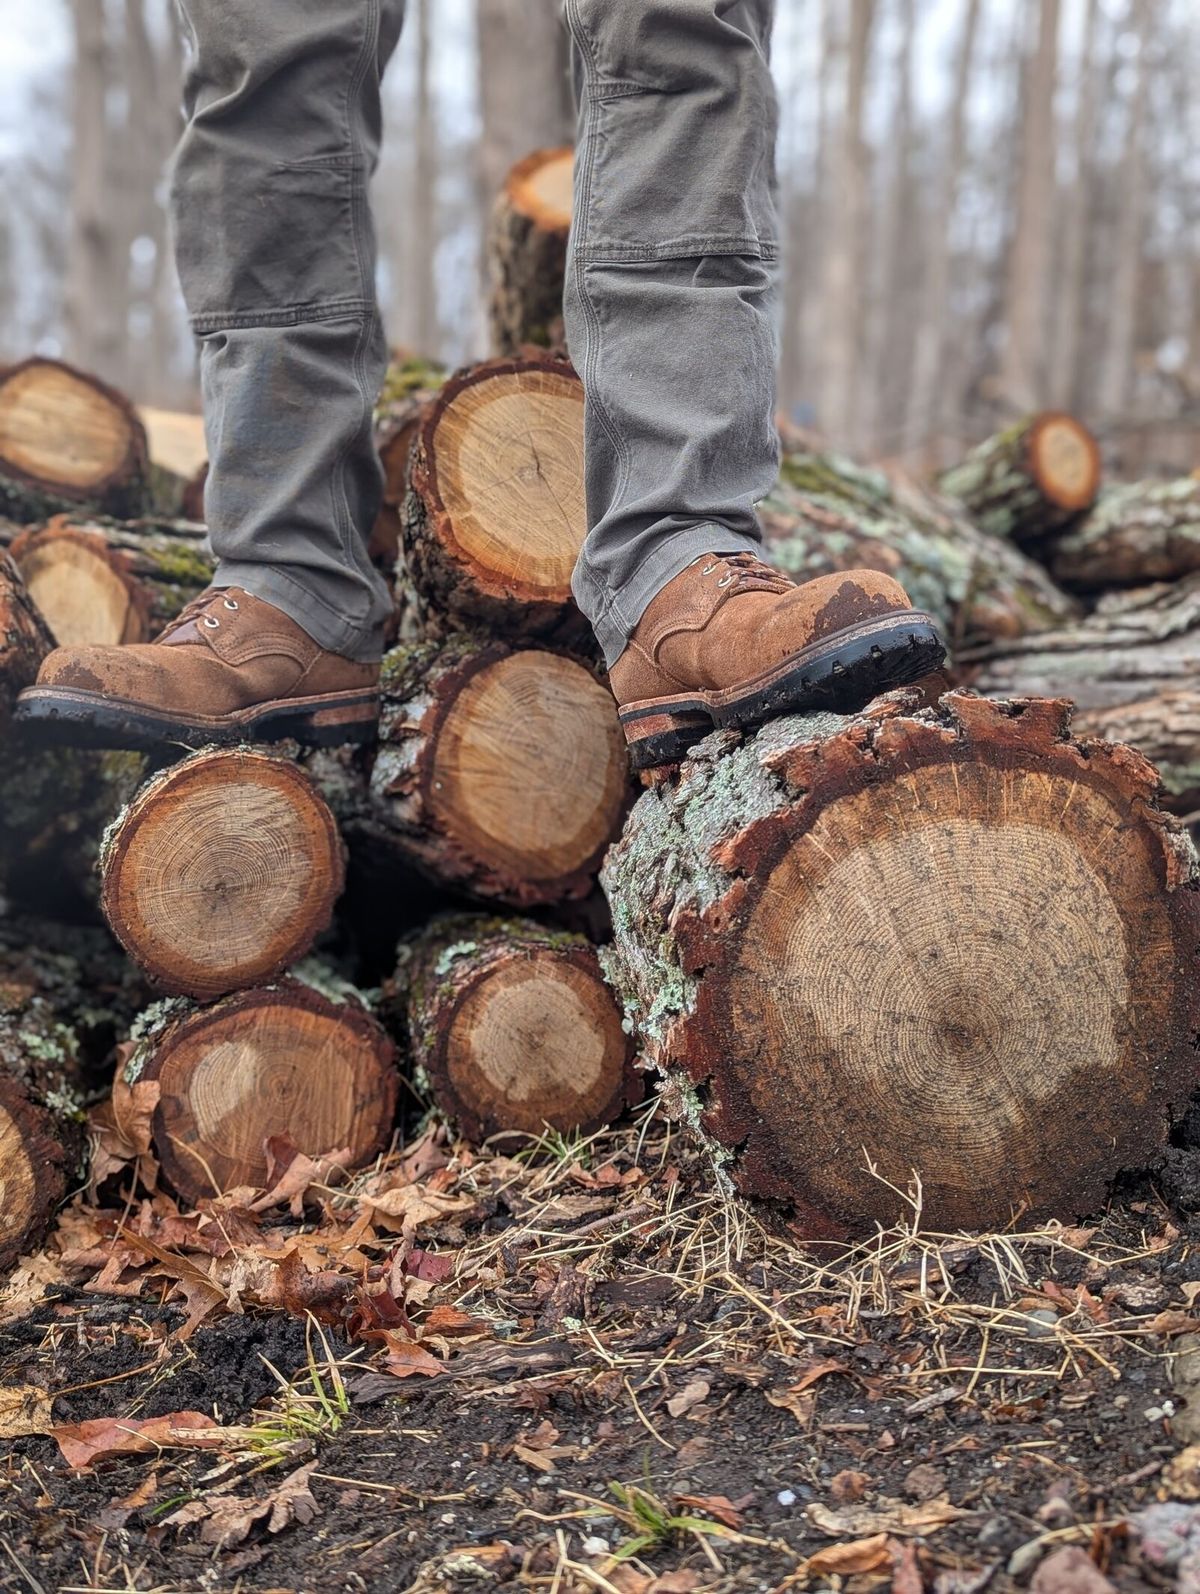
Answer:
[
  {"xmin": 805, "ymin": 1532, "xmax": 892, "ymax": 1576},
  {"xmin": 381, "ymin": 1337, "xmax": 445, "ymax": 1379},
  {"xmin": 87, "ymin": 1078, "xmax": 161, "ymax": 1192},
  {"xmin": 806, "ymin": 1496, "xmax": 962, "ymax": 1539},
  {"xmin": 666, "ymin": 1378, "xmax": 711, "ymax": 1418},
  {"xmin": 0, "ymin": 1383, "xmax": 53, "ymax": 1438},
  {"xmin": 249, "ymin": 1139, "xmax": 354, "ymax": 1215},
  {"xmin": 362, "ymin": 1184, "xmax": 475, "ymax": 1232},
  {"xmin": 162, "ymin": 1459, "xmax": 320, "ymax": 1547},
  {"xmin": 51, "ymin": 1410, "xmax": 223, "ymax": 1470},
  {"xmin": 674, "ymin": 1492, "xmax": 750, "ymax": 1529}
]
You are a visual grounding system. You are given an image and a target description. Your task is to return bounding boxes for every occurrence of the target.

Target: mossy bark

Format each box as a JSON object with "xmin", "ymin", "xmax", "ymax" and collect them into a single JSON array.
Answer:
[
  {"xmin": 1048, "ymin": 478, "xmax": 1200, "ymax": 591},
  {"xmin": 767, "ymin": 448, "xmax": 1080, "ymax": 651},
  {"xmin": 936, "ymin": 413, "xmax": 1101, "ymax": 544}
]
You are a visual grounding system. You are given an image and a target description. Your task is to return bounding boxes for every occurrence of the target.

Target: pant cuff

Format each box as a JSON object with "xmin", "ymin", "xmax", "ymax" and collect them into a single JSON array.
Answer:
[
  {"xmin": 576, "ymin": 525, "xmax": 764, "ymax": 668},
  {"xmin": 213, "ymin": 561, "xmax": 385, "ymax": 662}
]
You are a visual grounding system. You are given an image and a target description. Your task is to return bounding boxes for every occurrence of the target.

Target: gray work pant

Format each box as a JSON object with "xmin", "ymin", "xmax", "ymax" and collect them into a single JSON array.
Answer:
[{"xmin": 171, "ymin": 0, "xmax": 779, "ymax": 666}]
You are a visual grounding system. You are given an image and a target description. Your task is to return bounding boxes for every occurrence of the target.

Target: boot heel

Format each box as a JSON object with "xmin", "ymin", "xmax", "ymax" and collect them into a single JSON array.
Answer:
[{"xmin": 619, "ymin": 705, "xmax": 713, "ymax": 772}]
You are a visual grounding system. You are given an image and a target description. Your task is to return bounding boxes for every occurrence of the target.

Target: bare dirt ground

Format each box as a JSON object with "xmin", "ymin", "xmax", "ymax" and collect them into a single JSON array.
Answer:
[{"xmin": 4, "ymin": 1109, "xmax": 1200, "ymax": 1594}]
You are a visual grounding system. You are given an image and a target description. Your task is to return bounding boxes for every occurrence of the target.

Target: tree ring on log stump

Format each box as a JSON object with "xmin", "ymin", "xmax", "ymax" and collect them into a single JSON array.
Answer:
[
  {"xmin": 101, "ymin": 751, "xmax": 344, "ymax": 1000},
  {"xmin": 133, "ymin": 980, "xmax": 396, "ymax": 1203},
  {"xmin": 0, "ymin": 358, "xmax": 147, "ymax": 511},
  {"xmin": 430, "ymin": 650, "xmax": 627, "ymax": 889},
  {"xmin": 506, "ymin": 147, "xmax": 573, "ymax": 229},
  {"xmin": 601, "ymin": 691, "xmax": 1200, "ymax": 1236},
  {"xmin": 1028, "ymin": 413, "xmax": 1101, "ymax": 512},
  {"xmin": 11, "ymin": 523, "xmax": 148, "ymax": 645}
]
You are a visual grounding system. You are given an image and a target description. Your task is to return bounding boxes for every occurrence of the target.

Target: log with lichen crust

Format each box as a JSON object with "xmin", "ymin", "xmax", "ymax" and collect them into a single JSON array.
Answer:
[
  {"xmin": 386, "ymin": 914, "xmax": 640, "ymax": 1145},
  {"xmin": 371, "ymin": 354, "xmax": 447, "ymax": 571},
  {"xmin": 0, "ymin": 982, "xmax": 87, "ymax": 1271},
  {"xmin": 764, "ymin": 448, "xmax": 1080, "ymax": 652},
  {"xmin": 936, "ymin": 412, "xmax": 1101, "ymax": 545},
  {"xmin": 968, "ymin": 575, "xmax": 1200, "ymax": 813},
  {"xmin": 0, "ymin": 357, "xmax": 150, "ymax": 523},
  {"xmin": 400, "ymin": 356, "xmax": 592, "ymax": 650},
  {"xmin": 1046, "ymin": 478, "xmax": 1200, "ymax": 591},
  {"xmin": 99, "ymin": 750, "xmax": 345, "ymax": 1002},
  {"xmin": 369, "ymin": 633, "xmax": 631, "ymax": 909},
  {"xmin": 488, "ymin": 147, "xmax": 572, "ymax": 357},
  {"xmin": 0, "ymin": 552, "xmax": 53, "ymax": 726},
  {"xmin": 601, "ymin": 688, "xmax": 1200, "ymax": 1238},
  {"xmin": 0, "ymin": 513, "xmax": 214, "ymax": 647},
  {"xmin": 121, "ymin": 970, "xmax": 398, "ymax": 1205}
]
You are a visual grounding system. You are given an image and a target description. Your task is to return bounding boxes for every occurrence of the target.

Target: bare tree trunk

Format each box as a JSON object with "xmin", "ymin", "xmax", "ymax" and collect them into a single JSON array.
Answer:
[
  {"xmin": 861, "ymin": 0, "xmax": 917, "ymax": 454},
  {"xmin": 66, "ymin": 0, "xmax": 121, "ymax": 379},
  {"xmin": 818, "ymin": 0, "xmax": 877, "ymax": 450},
  {"xmin": 997, "ymin": 0, "xmax": 1061, "ymax": 413},
  {"xmin": 905, "ymin": 0, "xmax": 982, "ymax": 461},
  {"xmin": 411, "ymin": 0, "xmax": 439, "ymax": 349},
  {"xmin": 1097, "ymin": 0, "xmax": 1155, "ymax": 418},
  {"xmin": 475, "ymin": 0, "xmax": 573, "ymax": 209},
  {"xmin": 1047, "ymin": 0, "xmax": 1101, "ymax": 410}
]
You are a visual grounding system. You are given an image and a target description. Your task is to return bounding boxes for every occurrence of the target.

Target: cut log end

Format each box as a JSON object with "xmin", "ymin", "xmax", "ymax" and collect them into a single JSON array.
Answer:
[
  {"xmin": 101, "ymin": 751, "xmax": 345, "ymax": 1001},
  {"xmin": 503, "ymin": 146, "xmax": 573, "ymax": 231},
  {"xmin": 602, "ymin": 691, "xmax": 1200, "ymax": 1237},
  {"xmin": 1027, "ymin": 412, "xmax": 1102, "ymax": 512},
  {"xmin": 404, "ymin": 357, "xmax": 587, "ymax": 639},
  {"xmin": 394, "ymin": 916, "xmax": 638, "ymax": 1143},
  {"xmin": 132, "ymin": 979, "xmax": 397, "ymax": 1203},
  {"xmin": 10, "ymin": 520, "xmax": 148, "ymax": 645},
  {"xmin": 0, "ymin": 1084, "xmax": 58, "ymax": 1271},
  {"xmin": 0, "ymin": 358, "xmax": 149, "ymax": 520}
]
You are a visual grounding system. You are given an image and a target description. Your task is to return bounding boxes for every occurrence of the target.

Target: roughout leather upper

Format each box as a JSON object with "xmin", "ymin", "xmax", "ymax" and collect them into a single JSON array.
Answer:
[
  {"xmin": 608, "ymin": 554, "xmax": 914, "ymax": 707},
  {"xmin": 34, "ymin": 588, "xmax": 378, "ymax": 714}
]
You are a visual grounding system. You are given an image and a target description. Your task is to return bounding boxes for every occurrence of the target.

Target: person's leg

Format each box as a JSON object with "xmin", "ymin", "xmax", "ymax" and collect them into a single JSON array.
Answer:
[
  {"xmin": 561, "ymin": 0, "xmax": 945, "ymax": 771},
  {"xmin": 562, "ymin": 0, "xmax": 781, "ymax": 668},
  {"xmin": 170, "ymin": 0, "xmax": 407, "ymax": 663}
]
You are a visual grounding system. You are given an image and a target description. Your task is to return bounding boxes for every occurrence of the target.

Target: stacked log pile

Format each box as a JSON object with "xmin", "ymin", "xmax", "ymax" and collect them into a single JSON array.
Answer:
[{"xmin": 1, "ymin": 150, "xmax": 1199, "ymax": 1267}]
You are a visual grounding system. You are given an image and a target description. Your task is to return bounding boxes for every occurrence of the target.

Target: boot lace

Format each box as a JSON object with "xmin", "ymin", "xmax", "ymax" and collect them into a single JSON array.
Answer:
[
  {"xmin": 699, "ymin": 552, "xmax": 792, "ymax": 595},
  {"xmin": 157, "ymin": 588, "xmax": 241, "ymax": 640}
]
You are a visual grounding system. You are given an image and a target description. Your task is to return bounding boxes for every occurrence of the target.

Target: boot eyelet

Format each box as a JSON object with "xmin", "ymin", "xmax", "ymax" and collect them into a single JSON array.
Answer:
[
  {"xmin": 223, "ymin": 597, "xmax": 239, "ymax": 611},
  {"xmin": 717, "ymin": 574, "xmax": 733, "ymax": 588},
  {"xmin": 203, "ymin": 616, "xmax": 220, "ymax": 629},
  {"xmin": 701, "ymin": 562, "xmax": 717, "ymax": 576}
]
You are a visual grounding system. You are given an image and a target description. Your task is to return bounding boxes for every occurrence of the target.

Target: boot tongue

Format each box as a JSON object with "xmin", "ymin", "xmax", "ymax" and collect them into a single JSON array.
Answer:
[{"xmin": 158, "ymin": 589, "xmax": 241, "ymax": 647}]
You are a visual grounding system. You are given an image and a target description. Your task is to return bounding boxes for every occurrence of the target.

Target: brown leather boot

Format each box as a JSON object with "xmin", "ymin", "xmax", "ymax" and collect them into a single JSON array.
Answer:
[
  {"xmin": 609, "ymin": 553, "xmax": 944, "ymax": 769},
  {"xmin": 15, "ymin": 587, "xmax": 379, "ymax": 752}
]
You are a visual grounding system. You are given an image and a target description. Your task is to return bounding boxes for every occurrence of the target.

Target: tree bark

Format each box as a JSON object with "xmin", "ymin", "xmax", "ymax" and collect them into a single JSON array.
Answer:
[
  {"xmin": 0, "ymin": 553, "xmax": 54, "ymax": 727},
  {"xmin": 475, "ymin": 0, "xmax": 573, "ymax": 215},
  {"xmin": 1048, "ymin": 0, "xmax": 1101, "ymax": 411},
  {"xmin": 1047, "ymin": 478, "xmax": 1200, "ymax": 591},
  {"xmin": 99, "ymin": 750, "xmax": 345, "ymax": 1001},
  {"xmin": 401, "ymin": 355, "xmax": 591, "ymax": 648},
  {"xmin": 488, "ymin": 147, "xmax": 572, "ymax": 356},
  {"xmin": 1097, "ymin": 0, "xmax": 1153, "ymax": 418},
  {"xmin": 370, "ymin": 633, "xmax": 630, "ymax": 909},
  {"xmin": 0, "ymin": 359, "xmax": 150, "ymax": 523},
  {"xmin": 601, "ymin": 688, "xmax": 1200, "ymax": 1237},
  {"xmin": 936, "ymin": 412, "xmax": 1101, "ymax": 543},
  {"xmin": 0, "ymin": 979, "xmax": 87, "ymax": 1270},
  {"xmin": 387, "ymin": 913, "xmax": 639, "ymax": 1143},
  {"xmin": 765, "ymin": 448, "xmax": 1080, "ymax": 649},
  {"xmin": 121, "ymin": 974, "xmax": 398, "ymax": 1205},
  {"xmin": 0, "ymin": 514, "xmax": 213, "ymax": 646},
  {"xmin": 968, "ymin": 574, "xmax": 1200, "ymax": 810},
  {"xmin": 371, "ymin": 355, "xmax": 447, "ymax": 570}
]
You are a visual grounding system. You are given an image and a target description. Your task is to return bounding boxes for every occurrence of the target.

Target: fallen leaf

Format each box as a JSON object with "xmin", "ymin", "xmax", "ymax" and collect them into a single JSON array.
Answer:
[
  {"xmin": 791, "ymin": 1359, "xmax": 851, "ymax": 1393},
  {"xmin": 249, "ymin": 1139, "xmax": 354, "ymax": 1215},
  {"xmin": 666, "ymin": 1378, "xmax": 710, "ymax": 1418},
  {"xmin": 807, "ymin": 1496, "xmax": 962, "ymax": 1539},
  {"xmin": 406, "ymin": 1248, "xmax": 455, "ymax": 1283},
  {"xmin": 0, "ymin": 1383, "xmax": 53, "ymax": 1437},
  {"xmin": 162, "ymin": 1460, "xmax": 320, "ymax": 1547},
  {"xmin": 1030, "ymin": 1545, "xmax": 1115, "ymax": 1594},
  {"xmin": 806, "ymin": 1533, "xmax": 891, "ymax": 1575},
  {"xmin": 88, "ymin": 1074, "xmax": 160, "ymax": 1193},
  {"xmin": 675, "ymin": 1492, "xmax": 746, "ymax": 1529},
  {"xmin": 381, "ymin": 1339, "xmax": 444, "ymax": 1379},
  {"xmin": 1144, "ymin": 1312, "xmax": 1200, "ymax": 1337},
  {"xmin": 831, "ymin": 1469, "xmax": 871, "ymax": 1504},
  {"xmin": 422, "ymin": 1304, "xmax": 481, "ymax": 1337},
  {"xmin": 52, "ymin": 1411, "xmax": 223, "ymax": 1470},
  {"xmin": 891, "ymin": 1538, "xmax": 924, "ymax": 1594},
  {"xmin": 362, "ymin": 1184, "xmax": 474, "ymax": 1233}
]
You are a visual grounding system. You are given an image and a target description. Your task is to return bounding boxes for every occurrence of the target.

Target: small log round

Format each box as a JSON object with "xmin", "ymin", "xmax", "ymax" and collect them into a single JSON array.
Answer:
[
  {"xmin": 124, "ymin": 976, "xmax": 398, "ymax": 1203},
  {"xmin": 601, "ymin": 689, "xmax": 1200, "ymax": 1238},
  {"xmin": 488, "ymin": 146, "xmax": 573, "ymax": 356},
  {"xmin": 937, "ymin": 413, "xmax": 1101, "ymax": 544},
  {"xmin": 401, "ymin": 356, "xmax": 590, "ymax": 647},
  {"xmin": 1048, "ymin": 478, "xmax": 1200, "ymax": 591},
  {"xmin": 371, "ymin": 634, "xmax": 630, "ymax": 907},
  {"xmin": 389, "ymin": 914, "xmax": 639, "ymax": 1143},
  {"xmin": 3, "ymin": 515, "xmax": 213, "ymax": 646},
  {"xmin": 0, "ymin": 358, "xmax": 150, "ymax": 523},
  {"xmin": 0, "ymin": 552, "xmax": 54, "ymax": 725},
  {"xmin": 100, "ymin": 750, "xmax": 345, "ymax": 1001},
  {"xmin": 0, "ymin": 992, "xmax": 86, "ymax": 1270}
]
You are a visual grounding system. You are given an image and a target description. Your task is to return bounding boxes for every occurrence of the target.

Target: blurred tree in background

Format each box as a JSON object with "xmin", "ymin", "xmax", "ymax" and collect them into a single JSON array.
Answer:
[{"xmin": 0, "ymin": 0, "xmax": 1197, "ymax": 471}]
